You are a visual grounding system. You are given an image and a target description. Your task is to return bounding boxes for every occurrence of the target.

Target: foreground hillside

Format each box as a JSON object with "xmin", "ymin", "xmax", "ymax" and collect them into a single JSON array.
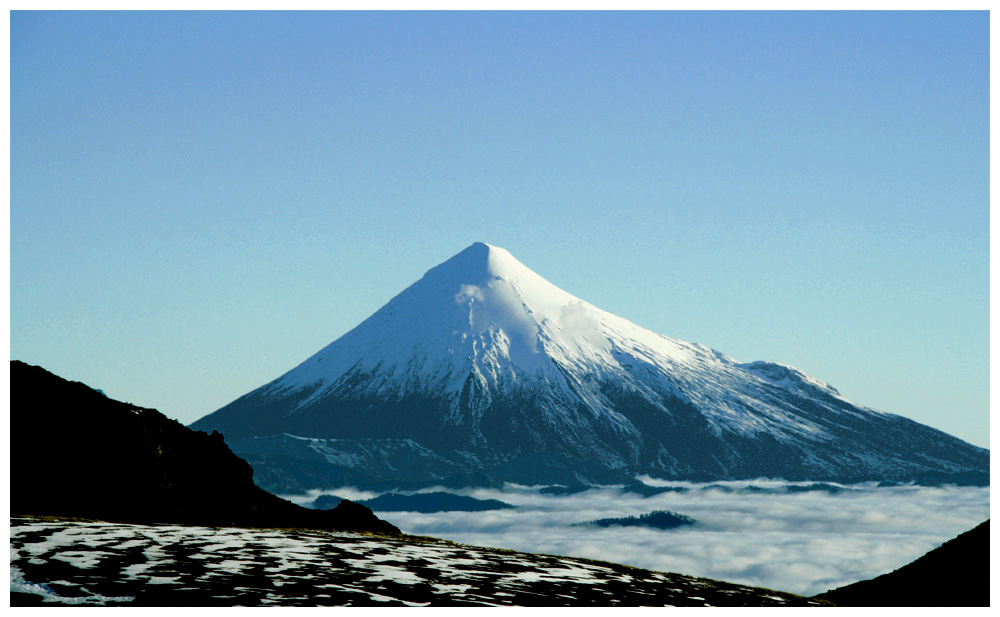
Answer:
[
  {"xmin": 814, "ymin": 520, "xmax": 989, "ymax": 606},
  {"xmin": 10, "ymin": 516, "xmax": 829, "ymax": 607},
  {"xmin": 10, "ymin": 360, "xmax": 397, "ymax": 534}
]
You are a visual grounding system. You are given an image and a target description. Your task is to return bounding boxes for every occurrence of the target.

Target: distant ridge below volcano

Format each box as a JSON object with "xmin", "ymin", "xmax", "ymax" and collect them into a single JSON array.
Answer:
[{"xmin": 192, "ymin": 243, "xmax": 988, "ymax": 491}]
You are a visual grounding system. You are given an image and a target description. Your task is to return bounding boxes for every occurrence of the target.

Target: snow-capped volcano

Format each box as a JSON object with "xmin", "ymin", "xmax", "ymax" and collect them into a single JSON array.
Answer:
[{"xmin": 192, "ymin": 243, "xmax": 988, "ymax": 489}]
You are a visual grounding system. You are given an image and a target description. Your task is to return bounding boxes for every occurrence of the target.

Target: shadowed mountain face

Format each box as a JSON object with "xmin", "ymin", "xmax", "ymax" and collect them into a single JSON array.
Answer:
[
  {"xmin": 814, "ymin": 520, "xmax": 989, "ymax": 607},
  {"xmin": 191, "ymin": 243, "xmax": 988, "ymax": 491},
  {"xmin": 9, "ymin": 361, "xmax": 399, "ymax": 535}
]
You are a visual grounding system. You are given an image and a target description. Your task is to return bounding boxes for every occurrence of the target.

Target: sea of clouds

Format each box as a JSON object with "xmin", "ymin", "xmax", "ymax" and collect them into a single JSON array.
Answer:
[{"xmin": 287, "ymin": 479, "xmax": 989, "ymax": 597}]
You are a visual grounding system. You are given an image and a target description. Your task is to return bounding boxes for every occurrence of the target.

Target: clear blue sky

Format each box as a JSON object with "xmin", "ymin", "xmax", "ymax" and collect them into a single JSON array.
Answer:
[{"xmin": 10, "ymin": 11, "xmax": 989, "ymax": 448}]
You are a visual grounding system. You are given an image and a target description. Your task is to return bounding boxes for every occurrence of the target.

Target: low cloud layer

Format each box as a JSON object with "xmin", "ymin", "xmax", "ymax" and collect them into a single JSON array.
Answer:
[{"xmin": 309, "ymin": 481, "xmax": 989, "ymax": 597}]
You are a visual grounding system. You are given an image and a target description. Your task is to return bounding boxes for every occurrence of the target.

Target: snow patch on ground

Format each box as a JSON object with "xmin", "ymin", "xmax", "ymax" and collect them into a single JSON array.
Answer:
[{"xmin": 10, "ymin": 564, "xmax": 134, "ymax": 605}]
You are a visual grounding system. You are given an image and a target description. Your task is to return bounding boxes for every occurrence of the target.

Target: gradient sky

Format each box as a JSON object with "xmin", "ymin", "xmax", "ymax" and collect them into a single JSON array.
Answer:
[{"xmin": 10, "ymin": 11, "xmax": 989, "ymax": 448}]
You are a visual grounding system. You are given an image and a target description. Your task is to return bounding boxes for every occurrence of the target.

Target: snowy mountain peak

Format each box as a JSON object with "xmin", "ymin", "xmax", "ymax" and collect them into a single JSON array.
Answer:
[
  {"xmin": 426, "ymin": 242, "xmax": 522, "ymax": 282},
  {"xmin": 419, "ymin": 242, "xmax": 581, "ymax": 324},
  {"xmin": 269, "ymin": 242, "xmax": 699, "ymax": 406},
  {"xmin": 192, "ymin": 243, "xmax": 989, "ymax": 489}
]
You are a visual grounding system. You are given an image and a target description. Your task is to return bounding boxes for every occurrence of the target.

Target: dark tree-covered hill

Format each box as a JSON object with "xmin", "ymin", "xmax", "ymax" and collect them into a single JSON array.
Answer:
[{"xmin": 579, "ymin": 510, "xmax": 696, "ymax": 530}]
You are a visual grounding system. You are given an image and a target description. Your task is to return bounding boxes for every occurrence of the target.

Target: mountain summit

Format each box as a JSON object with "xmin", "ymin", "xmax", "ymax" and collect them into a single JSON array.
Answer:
[{"xmin": 192, "ymin": 243, "xmax": 988, "ymax": 490}]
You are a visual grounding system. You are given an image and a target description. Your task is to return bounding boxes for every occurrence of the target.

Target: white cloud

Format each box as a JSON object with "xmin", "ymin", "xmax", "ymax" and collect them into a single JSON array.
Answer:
[
  {"xmin": 454, "ymin": 284, "xmax": 485, "ymax": 305},
  {"xmin": 361, "ymin": 481, "xmax": 989, "ymax": 597}
]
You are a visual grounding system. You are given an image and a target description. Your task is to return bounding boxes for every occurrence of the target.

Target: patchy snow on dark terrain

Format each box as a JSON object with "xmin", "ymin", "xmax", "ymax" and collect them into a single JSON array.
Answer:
[{"xmin": 9, "ymin": 516, "xmax": 826, "ymax": 607}]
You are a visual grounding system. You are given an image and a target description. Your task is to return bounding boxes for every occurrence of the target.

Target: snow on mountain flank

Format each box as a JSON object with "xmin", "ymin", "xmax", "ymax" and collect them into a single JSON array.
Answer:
[
  {"xmin": 191, "ymin": 242, "xmax": 989, "ymax": 488},
  {"xmin": 276, "ymin": 243, "xmax": 837, "ymax": 439}
]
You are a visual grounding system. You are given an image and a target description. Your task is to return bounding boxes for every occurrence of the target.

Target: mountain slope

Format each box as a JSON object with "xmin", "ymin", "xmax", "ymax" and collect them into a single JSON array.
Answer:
[
  {"xmin": 814, "ymin": 520, "xmax": 989, "ymax": 606},
  {"xmin": 11, "ymin": 515, "xmax": 830, "ymax": 606},
  {"xmin": 10, "ymin": 361, "xmax": 398, "ymax": 535},
  {"xmin": 192, "ymin": 243, "xmax": 988, "ymax": 489}
]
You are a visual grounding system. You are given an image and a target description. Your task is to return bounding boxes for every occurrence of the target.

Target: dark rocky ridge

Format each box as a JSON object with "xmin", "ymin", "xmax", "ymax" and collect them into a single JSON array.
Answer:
[
  {"xmin": 9, "ymin": 361, "xmax": 399, "ymax": 535},
  {"xmin": 814, "ymin": 520, "xmax": 989, "ymax": 606}
]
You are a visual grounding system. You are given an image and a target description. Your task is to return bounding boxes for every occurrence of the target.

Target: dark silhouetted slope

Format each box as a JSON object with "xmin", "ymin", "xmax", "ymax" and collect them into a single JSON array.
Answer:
[
  {"xmin": 814, "ymin": 520, "xmax": 988, "ymax": 606},
  {"xmin": 10, "ymin": 361, "xmax": 399, "ymax": 535}
]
